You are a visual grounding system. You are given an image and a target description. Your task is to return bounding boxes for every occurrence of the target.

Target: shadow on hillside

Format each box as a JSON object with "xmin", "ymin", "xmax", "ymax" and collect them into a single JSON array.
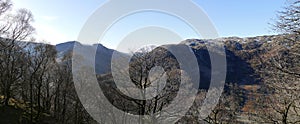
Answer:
[
  {"xmin": 194, "ymin": 47, "xmax": 259, "ymax": 90},
  {"xmin": 95, "ymin": 44, "xmax": 259, "ymax": 90}
]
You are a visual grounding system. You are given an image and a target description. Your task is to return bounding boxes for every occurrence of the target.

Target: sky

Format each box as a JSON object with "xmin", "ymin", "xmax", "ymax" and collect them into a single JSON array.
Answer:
[{"xmin": 13, "ymin": 0, "xmax": 286, "ymax": 48}]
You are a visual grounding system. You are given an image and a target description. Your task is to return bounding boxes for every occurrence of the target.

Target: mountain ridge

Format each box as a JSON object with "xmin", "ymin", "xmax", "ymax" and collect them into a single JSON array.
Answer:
[{"xmin": 55, "ymin": 34, "xmax": 282, "ymax": 86}]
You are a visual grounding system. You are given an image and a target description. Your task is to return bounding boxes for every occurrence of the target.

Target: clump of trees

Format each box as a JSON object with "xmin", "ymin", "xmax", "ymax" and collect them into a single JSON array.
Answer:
[{"xmin": 0, "ymin": 0, "xmax": 95, "ymax": 123}]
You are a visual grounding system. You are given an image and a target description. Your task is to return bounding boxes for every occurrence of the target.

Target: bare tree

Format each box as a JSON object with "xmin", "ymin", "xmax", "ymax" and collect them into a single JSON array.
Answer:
[
  {"xmin": 252, "ymin": 1, "xmax": 300, "ymax": 123},
  {"xmin": 24, "ymin": 43, "xmax": 57, "ymax": 122},
  {"xmin": 0, "ymin": 0, "xmax": 11, "ymax": 15},
  {"xmin": 0, "ymin": 6, "xmax": 35, "ymax": 106},
  {"xmin": 0, "ymin": 0, "xmax": 12, "ymax": 34},
  {"xmin": 274, "ymin": 0, "xmax": 300, "ymax": 36},
  {"xmin": 95, "ymin": 46, "xmax": 198, "ymax": 123},
  {"xmin": 253, "ymin": 44, "xmax": 300, "ymax": 123},
  {"xmin": 204, "ymin": 85, "xmax": 241, "ymax": 124}
]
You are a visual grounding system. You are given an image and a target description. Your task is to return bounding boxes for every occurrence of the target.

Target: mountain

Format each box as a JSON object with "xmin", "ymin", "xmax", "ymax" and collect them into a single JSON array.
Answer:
[
  {"xmin": 55, "ymin": 41, "xmax": 77, "ymax": 61},
  {"xmin": 55, "ymin": 34, "xmax": 296, "ymax": 90},
  {"xmin": 55, "ymin": 41, "xmax": 117, "ymax": 74}
]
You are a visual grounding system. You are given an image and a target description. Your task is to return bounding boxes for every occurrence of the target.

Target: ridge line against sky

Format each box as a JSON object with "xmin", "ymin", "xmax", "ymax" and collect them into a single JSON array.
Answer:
[{"xmin": 14, "ymin": 0, "xmax": 286, "ymax": 48}]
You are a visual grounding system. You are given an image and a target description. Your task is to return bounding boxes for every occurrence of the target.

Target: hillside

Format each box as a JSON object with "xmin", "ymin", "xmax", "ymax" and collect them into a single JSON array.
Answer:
[
  {"xmin": 1, "ymin": 34, "xmax": 297, "ymax": 123},
  {"xmin": 92, "ymin": 34, "xmax": 299, "ymax": 123}
]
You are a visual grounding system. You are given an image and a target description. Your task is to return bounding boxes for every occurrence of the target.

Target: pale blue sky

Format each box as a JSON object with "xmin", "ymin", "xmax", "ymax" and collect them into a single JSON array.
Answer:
[{"xmin": 14, "ymin": 0, "xmax": 286, "ymax": 47}]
